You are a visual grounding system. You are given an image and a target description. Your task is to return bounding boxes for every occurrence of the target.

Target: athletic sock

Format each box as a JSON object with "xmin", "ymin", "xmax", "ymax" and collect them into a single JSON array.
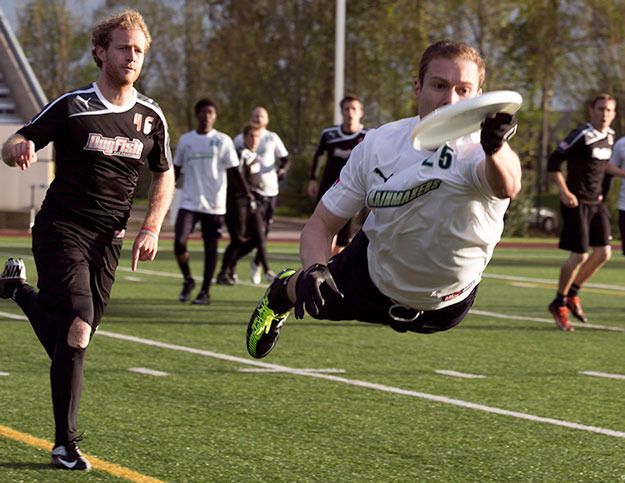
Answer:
[
  {"xmin": 554, "ymin": 293, "xmax": 566, "ymax": 306},
  {"xmin": 269, "ymin": 272, "xmax": 295, "ymax": 313},
  {"xmin": 567, "ymin": 284, "xmax": 580, "ymax": 298}
]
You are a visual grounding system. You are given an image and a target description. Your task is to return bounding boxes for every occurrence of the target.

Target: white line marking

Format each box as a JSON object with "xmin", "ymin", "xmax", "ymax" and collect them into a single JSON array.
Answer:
[
  {"xmin": 94, "ymin": 330, "xmax": 625, "ymax": 440},
  {"xmin": 470, "ymin": 309, "xmax": 625, "ymax": 333},
  {"xmin": 435, "ymin": 370, "xmax": 486, "ymax": 379},
  {"xmin": 123, "ymin": 276, "xmax": 143, "ymax": 282},
  {"xmin": 0, "ymin": 372, "xmax": 9, "ymax": 377},
  {"xmin": 581, "ymin": 371, "xmax": 625, "ymax": 381},
  {"xmin": 2, "ymin": 309, "xmax": 625, "ymax": 439},
  {"xmin": 483, "ymin": 273, "xmax": 625, "ymax": 292},
  {"xmin": 239, "ymin": 367, "xmax": 346, "ymax": 374},
  {"xmin": 128, "ymin": 367, "xmax": 169, "ymax": 377}
]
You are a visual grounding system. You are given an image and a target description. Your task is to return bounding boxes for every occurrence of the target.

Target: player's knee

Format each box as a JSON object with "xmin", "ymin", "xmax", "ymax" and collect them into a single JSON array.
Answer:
[
  {"xmin": 600, "ymin": 245, "xmax": 612, "ymax": 262},
  {"xmin": 67, "ymin": 318, "xmax": 91, "ymax": 349}
]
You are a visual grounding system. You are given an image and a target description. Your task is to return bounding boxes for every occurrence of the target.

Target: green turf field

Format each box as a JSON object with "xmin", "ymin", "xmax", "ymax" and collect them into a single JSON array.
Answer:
[{"xmin": 1, "ymin": 236, "xmax": 625, "ymax": 482}]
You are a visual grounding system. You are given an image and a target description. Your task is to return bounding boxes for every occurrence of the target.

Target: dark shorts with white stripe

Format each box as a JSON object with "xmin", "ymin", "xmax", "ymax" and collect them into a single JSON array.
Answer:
[{"xmin": 311, "ymin": 230, "xmax": 478, "ymax": 334}]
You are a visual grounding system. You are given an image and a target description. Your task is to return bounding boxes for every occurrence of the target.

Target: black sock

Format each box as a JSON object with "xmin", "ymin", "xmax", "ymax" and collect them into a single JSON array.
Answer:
[
  {"xmin": 554, "ymin": 293, "xmax": 566, "ymax": 306},
  {"xmin": 567, "ymin": 284, "xmax": 580, "ymax": 298},
  {"xmin": 268, "ymin": 272, "xmax": 295, "ymax": 313}
]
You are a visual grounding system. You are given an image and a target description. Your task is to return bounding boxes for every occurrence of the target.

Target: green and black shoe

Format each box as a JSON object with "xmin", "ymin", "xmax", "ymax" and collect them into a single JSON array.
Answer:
[{"xmin": 246, "ymin": 269, "xmax": 296, "ymax": 358}]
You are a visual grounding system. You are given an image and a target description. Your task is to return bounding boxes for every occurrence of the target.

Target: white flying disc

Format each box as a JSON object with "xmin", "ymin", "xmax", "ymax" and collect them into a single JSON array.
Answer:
[{"xmin": 411, "ymin": 90, "xmax": 523, "ymax": 150}]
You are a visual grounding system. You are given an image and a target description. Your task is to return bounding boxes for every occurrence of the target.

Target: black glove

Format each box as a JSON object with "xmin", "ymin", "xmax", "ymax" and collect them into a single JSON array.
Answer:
[
  {"xmin": 294, "ymin": 263, "xmax": 343, "ymax": 319},
  {"xmin": 480, "ymin": 112, "xmax": 518, "ymax": 156}
]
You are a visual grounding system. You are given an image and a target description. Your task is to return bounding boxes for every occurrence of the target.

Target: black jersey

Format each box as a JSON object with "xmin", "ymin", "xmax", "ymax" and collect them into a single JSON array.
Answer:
[
  {"xmin": 547, "ymin": 122, "xmax": 614, "ymax": 204},
  {"xmin": 18, "ymin": 83, "xmax": 172, "ymax": 233},
  {"xmin": 310, "ymin": 125, "xmax": 367, "ymax": 199}
]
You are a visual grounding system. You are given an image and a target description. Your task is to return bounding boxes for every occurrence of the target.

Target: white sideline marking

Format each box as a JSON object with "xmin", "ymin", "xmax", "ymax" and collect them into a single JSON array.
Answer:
[
  {"xmin": 435, "ymin": 370, "xmax": 485, "ymax": 379},
  {"xmin": 470, "ymin": 309, "xmax": 625, "ymax": 333},
  {"xmin": 2, "ymin": 309, "xmax": 625, "ymax": 439},
  {"xmin": 0, "ymin": 371, "xmax": 9, "ymax": 377},
  {"xmin": 239, "ymin": 367, "xmax": 346, "ymax": 374},
  {"xmin": 581, "ymin": 371, "xmax": 625, "ymax": 381},
  {"xmin": 123, "ymin": 276, "xmax": 143, "ymax": 282},
  {"xmin": 94, "ymin": 330, "xmax": 625, "ymax": 440},
  {"xmin": 483, "ymin": 273, "xmax": 625, "ymax": 292},
  {"xmin": 128, "ymin": 367, "xmax": 169, "ymax": 377}
]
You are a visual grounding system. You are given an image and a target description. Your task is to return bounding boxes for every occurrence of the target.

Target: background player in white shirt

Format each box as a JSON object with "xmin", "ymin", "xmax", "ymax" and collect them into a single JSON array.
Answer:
[
  {"xmin": 608, "ymin": 136, "xmax": 625, "ymax": 256},
  {"xmin": 234, "ymin": 107, "xmax": 288, "ymax": 283},
  {"xmin": 246, "ymin": 40, "xmax": 521, "ymax": 359},
  {"xmin": 174, "ymin": 98, "xmax": 239, "ymax": 304}
]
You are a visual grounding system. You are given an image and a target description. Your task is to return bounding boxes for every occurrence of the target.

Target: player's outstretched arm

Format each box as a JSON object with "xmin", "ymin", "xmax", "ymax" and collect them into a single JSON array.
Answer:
[
  {"xmin": 605, "ymin": 162, "xmax": 625, "ymax": 179},
  {"xmin": 1, "ymin": 134, "xmax": 37, "ymax": 170},
  {"xmin": 131, "ymin": 168, "xmax": 175, "ymax": 271}
]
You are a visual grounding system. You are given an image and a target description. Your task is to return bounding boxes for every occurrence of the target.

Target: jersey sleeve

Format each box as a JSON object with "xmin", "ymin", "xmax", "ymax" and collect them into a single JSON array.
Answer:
[
  {"xmin": 320, "ymin": 133, "xmax": 370, "ymax": 219},
  {"xmin": 273, "ymin": 133, "xmax": 288, "ymax": 157},
  {"xmin": 147, "ymin": 114, "xmax": 172, "ymax": 172},
  {"xmin": 547, "ymin": 128, "xmax": 579, "ymax": 172},
  {"xmin": 221, "ymin": 136, "xmax": 240, "ymax": 169},
  {"xmin": 173, "ymin": 134, "xmax": 187, "ymax": 169},
  {"xmin": 310, "ymin": 131, "xmax": 328, "ymax": 179},
  {"xmin": 16, "ymin": 95, "xmax": 67, "ymax": 150},
  {"xmin": 609, "ymin": 138, "xmax": 625, "ymax": 169}
]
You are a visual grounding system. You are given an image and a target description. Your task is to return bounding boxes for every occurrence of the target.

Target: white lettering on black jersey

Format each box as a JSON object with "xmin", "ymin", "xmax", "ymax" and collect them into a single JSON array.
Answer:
[{"xmin": 18, "ymin": 82, "xmax": 172, "ymax": 233}]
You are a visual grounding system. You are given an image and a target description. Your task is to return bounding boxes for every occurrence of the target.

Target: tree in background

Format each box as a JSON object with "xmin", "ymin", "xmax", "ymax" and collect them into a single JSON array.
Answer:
[{"xmin": 14, "ymin": 0, "xmax": 625, "ymax": 235}]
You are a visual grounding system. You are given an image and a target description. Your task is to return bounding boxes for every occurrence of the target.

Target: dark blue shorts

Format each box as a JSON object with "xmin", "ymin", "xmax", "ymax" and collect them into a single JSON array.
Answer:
[{"xmin": 312, "ymin": 231, "xmax": 478, "ymax": 334}]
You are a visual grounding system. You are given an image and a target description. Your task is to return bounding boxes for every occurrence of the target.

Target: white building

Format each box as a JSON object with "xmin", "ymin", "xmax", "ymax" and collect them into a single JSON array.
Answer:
[{"xmin": 0, "ymin": 7, "xmax": 53, "ymax": 229}]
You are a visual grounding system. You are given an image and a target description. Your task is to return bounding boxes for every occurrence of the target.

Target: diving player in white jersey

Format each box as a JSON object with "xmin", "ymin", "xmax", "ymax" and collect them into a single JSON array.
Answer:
[{"xmin": 246, "ymin": 40, "xmax": 521, "ymax": 359}]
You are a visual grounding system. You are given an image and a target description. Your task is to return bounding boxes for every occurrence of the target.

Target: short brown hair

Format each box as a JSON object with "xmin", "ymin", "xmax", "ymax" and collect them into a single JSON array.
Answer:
[
  {"xmin": 340, "ymin": 95, "xmax": 362, "ymax": 109},
  {"xmin": 589, "ymin": 93, "xmax": 615, "ymax": 107},
  {"xmin": 91, "ymin": 9, "xmax": 151, "ymax": 68},
  {"xmin": 418, "ymin": 40, "xmax": 485, "ymax": 88},
  {"xmin": 243, "ymin": 123, "xmax": 261, "ymax": 137}
]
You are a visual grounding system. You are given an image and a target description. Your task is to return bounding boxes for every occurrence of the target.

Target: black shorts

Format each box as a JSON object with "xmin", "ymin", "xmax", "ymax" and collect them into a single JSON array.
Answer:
[
  {"xmin": 174, "ymin": 209, "xmax": 223, "ymax": 248},
  {"xmin": 312, "ymin": 231, "xmax": 478, "ymax": 334},
  {"xmin": 559, "ymin": 202, "xmax": 611, "ymax": 253},
  {"xmin": 31, "ymin": 212, "xmax": 122, "ymax": 330}
]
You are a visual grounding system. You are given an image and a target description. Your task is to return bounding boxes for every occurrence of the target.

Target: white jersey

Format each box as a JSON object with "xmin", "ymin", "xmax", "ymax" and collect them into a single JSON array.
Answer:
[
  {"xmin": 321, "ymin": 116, "xmax": 510, "ymax": 311},
  {"xmin": 609, "ymin": 137, "xmax": 625, "ymax": 211},
  {"xmin": 234, "ymin": 128, "xmax": 288, "ymax": 196},
  {"xmin": 174, "ymin": 129, "xmax": 239, "ymax": 215}
]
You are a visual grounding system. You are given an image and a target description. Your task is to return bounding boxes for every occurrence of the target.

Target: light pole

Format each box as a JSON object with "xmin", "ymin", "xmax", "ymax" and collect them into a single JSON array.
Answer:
[{"xmin": 334, "ymin": 0, "xmax": 345, "ymax": 124}]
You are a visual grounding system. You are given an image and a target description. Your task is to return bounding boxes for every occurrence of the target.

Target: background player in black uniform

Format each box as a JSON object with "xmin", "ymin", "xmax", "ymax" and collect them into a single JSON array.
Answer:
[
  {"xmin": 0, "ymin": 10, "xmax": 174, "ymax": 470},
  {"xmin": 547, "ymin": 93, "xmax": 625, "ymax": 331},
  {"xmin": 307, "ymin": 95, "xmax": 367, "ymax": 254}
]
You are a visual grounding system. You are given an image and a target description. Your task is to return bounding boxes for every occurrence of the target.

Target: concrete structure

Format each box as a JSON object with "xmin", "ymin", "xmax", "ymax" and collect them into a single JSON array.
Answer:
[{"xmin": 0, "ymin": 7, "xmax": 53, "ymax": 229}]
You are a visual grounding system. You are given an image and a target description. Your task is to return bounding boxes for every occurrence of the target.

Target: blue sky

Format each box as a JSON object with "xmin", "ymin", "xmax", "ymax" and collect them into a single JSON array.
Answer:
[{"xmin": 0, "ymin": 0, "xmax": 102, "ymax": 32}]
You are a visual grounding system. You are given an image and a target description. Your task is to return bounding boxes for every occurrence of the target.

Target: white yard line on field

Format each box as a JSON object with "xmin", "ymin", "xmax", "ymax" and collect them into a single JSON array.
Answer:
[
  {"xmin": 435, "ymin": 370, "xmax": 486, "ymax": 379},
  {"xmin": 3, "ymin": 309, "xmax": 625, "ymax": 440},
  {"xmin": 238, "ymin": 367, "xmax": 346, "ymax": 374},
  {"xmin": 581, "ymin": 371, "xmax": 625, "ymax": 381},
  {"xmin": 128, "ymin": 367, "xmax": 169, "ymax": 377}
]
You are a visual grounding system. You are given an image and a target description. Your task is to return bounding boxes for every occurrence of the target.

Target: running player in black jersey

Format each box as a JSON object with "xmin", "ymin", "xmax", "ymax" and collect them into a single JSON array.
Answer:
[
  {"xmin": 0, "ymin": 10, "xmax": 174, "ymax": 470},
  {"xmin": 307, "ymin": 96, "xmax": 367, "ymax": 254},
  {"xmin": 547, "ymin": 93, "xmax": 625, "ymax": 331}
]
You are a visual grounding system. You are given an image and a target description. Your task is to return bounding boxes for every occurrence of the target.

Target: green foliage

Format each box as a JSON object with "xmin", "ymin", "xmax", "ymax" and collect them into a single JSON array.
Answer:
[{"xmin": 15, "ymin": 0, "xmax": 625, "ymax": 215}]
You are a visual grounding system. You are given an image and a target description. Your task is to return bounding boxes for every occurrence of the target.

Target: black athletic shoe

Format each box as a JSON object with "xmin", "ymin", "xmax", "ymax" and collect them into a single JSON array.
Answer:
[
  {"xmin": 0, "ymin": 258, "xmax": 27, "ymax": 299},
  {"xmin": 216, "ymin": 273, "xmax": 236, "ymax": 286},
  {"xmin": 192, "ymin": 290, "xmax": 211, "ymax": 305},
  {"xmin": 51, "ymin": 440, "xmax": 91, "ymax": 471},
  {"xmin": 179, "ymin": 277, "xmax": 196, "ymax": 302}
]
